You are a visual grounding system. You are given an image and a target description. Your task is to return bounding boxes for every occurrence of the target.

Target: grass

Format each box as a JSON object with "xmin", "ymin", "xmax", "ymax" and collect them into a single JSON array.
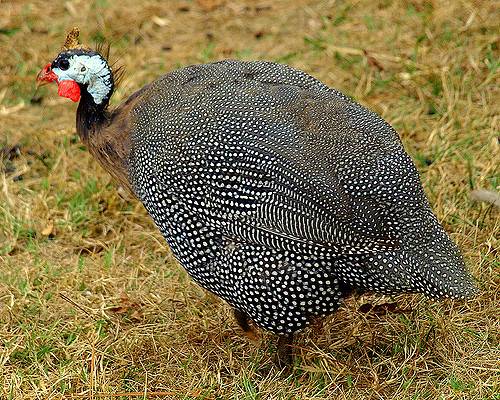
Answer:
[{"xmin": 0, "ymin": 0, "xmax": 499, "ymax": 399}]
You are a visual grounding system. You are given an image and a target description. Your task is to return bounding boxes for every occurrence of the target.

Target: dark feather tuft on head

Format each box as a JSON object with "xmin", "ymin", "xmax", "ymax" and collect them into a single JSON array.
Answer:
[{"xmin": 95, "ymin": 39, "xmax": 125, "ymax": 90}]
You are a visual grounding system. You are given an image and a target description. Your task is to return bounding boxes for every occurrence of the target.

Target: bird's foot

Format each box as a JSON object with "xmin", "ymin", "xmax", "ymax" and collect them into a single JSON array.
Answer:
[
  {"xmin": 233, "ymin": 308, "xmax": 259, "ymax": 341},
  {"xmin": 274, "ymin": 333, "xmax": 294, "ymax": 370}
]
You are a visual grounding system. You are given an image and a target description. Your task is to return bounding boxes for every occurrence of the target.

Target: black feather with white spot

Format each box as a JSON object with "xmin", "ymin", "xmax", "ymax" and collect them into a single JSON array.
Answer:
[{"xmin": 127, "ymin": 60, "xmax": 475, "ymax": 334}]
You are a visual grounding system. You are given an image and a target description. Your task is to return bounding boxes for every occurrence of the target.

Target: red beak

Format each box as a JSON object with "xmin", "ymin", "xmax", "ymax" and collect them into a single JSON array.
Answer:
[
  {"xmin": 36, "ymin": 62, "xmax": 81, "ymax": 102},
  {"xmin": 36, "ymin": 63, "xmax": 58, "ymax": 85}
]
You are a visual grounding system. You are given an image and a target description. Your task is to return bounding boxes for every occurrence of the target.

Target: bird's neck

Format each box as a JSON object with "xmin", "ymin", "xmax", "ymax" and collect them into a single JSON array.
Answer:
[
  {"xmin": 76, "ymin": 86, "xmax": 135, "ymax": 197},
  {"xmin": 76, "ymin": 88, "xmax": 110, "ymax": 143}
]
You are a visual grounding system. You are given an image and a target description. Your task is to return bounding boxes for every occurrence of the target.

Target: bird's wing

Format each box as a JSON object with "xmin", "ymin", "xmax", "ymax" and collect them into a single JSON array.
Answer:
[
  {"xmin": 201, "ymin": 135, "xmax": 400, "ymax": 256},
  {"xmin": 130, "ymin": 61, "xmax": 408, "ymax": 256},
  {"xmin": 147, "ymin": 130, "xmax": 400, "ymax": 257}
]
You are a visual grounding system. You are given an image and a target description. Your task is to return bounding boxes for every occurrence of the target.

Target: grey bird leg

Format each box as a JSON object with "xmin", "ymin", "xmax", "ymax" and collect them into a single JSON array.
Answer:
[
  {"xmin": 275, "ymin": 333, "xmax": 294, "ymax": 368},
  {"xmin": 233, "ymin": 308, "xmax": 258, "ymax": 340}
]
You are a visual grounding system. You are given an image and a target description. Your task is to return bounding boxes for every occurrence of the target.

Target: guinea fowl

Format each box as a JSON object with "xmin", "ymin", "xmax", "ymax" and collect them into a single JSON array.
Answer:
[{"xmin": 37, "ymin": 28, "xmax": 475, "ymax": 363}]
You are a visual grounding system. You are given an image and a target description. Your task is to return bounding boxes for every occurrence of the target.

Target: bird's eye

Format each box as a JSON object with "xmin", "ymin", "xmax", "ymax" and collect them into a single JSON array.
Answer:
[{"xmin": 59, "ymin": 59, "xmax": 70, "ymax": 71}]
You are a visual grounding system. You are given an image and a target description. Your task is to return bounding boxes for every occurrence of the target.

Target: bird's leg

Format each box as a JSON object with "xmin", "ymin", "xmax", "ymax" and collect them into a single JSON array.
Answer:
[
  {"xmin": 233, "ymin": 308, "xmax": 258, "ymax": 341},
  {"xmin": 275, "ymin": 333, "xmax": 294, "ymax": 368},
  {"xmin": 309, "ymin": 316, "xmax": 324, "ymax": 336}
]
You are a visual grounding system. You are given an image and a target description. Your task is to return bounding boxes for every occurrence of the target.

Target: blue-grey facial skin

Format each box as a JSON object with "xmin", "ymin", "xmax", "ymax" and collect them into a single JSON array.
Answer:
[{"xmin": 51, "ymin": 51, "xmax": 112, "ymax": 105}]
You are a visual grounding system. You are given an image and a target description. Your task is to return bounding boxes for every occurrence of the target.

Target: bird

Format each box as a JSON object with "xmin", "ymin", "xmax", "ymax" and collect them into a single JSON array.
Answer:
[{"xmin": 37, "ymin": 28, "xmax": 476, "ymax": 364}]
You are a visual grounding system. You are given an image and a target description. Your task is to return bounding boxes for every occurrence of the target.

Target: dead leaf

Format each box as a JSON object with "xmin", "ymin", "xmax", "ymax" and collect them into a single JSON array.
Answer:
[
  {"xmin": 109, "ymin": 292, "xmax": 144, "ymax": 321},
  {"xmin": 152, "ymin": 16, "xmax": 169, "ymax": 27},
  {"xmin": 197, "ymin": 0, "xmax": 225, "ymax": 12},
  {"xmin": 41, "ymin": 220, "xmax": 54, "ymax": 236},
  {"xmin": 470, "ymin": 189, "xmax": 500, "ymax": 208},
  {"xmin": 363, "ymin": 49, "xmax": 384, "ymax": 71}
]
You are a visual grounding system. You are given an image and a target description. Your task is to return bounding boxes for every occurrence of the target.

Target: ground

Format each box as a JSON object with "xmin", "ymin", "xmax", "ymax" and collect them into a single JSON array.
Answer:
[{"xmin": 0, "ymin": 0, "xmax": 498, "ymax": 399}]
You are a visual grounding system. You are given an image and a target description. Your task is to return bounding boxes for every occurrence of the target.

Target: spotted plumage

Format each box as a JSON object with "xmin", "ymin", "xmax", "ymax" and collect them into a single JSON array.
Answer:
[
  {"xmin": 39, "ymin": 39, "xmax": 476, "ymax": 339},
  {"xmin": 126, "ymin": 60, "xmax": 475, "ymax": 333}
]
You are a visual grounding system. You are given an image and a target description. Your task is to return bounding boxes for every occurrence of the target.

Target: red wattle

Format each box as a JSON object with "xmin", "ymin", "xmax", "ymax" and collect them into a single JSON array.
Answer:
[{"xmin": 57, "ymin": 80, "xmax": 81, "ymax": 102}]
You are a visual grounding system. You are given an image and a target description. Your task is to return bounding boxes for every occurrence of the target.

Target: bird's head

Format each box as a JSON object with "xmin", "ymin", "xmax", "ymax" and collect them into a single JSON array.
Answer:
[{"xmin": 37, "ymin": 27, "xmax": 114, "ymax": 106}]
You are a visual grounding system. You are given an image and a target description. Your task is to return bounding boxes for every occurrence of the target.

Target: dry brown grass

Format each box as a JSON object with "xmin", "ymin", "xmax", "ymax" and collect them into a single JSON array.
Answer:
[{"xmin": 0, "ymin": 0, "xmax": 498, "ymax": 399}]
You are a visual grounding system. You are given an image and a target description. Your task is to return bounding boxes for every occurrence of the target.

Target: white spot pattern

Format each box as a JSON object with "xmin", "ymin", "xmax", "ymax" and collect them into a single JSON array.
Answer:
[{"xmin": 125, "ymin": 60, "xmax": 475, "ymax": 334}]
